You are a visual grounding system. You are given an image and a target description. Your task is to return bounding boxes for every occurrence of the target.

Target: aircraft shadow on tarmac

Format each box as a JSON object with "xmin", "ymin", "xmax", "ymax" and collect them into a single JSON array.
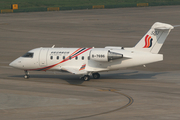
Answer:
[
  {"xmin": 9, "ymin": 71, "xmax": 167, "ymax": 85},
  {"xmin": 101, "ymin": 71, "xmax": 167, "ymax": 80}
]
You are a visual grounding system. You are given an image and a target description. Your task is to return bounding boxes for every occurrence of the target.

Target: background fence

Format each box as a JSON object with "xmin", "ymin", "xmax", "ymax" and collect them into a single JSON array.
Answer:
[{"xmin": 1, "ymin": 1, "xmax": 180, "ymax": 13}]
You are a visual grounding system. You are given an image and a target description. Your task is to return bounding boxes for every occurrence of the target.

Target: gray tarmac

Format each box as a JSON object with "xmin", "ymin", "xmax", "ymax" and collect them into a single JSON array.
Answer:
[{"xmin": 0, "ymin": 5, "xmax": 180, "ymax": 120}]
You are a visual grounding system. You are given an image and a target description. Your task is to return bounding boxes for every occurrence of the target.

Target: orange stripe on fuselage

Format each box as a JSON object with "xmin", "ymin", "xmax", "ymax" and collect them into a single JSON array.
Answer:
[
  {"xmin": 65, "ymin": 48, "xmax": 82, "ymax": 59},
  {"xmin": 43, "ymin": 48, "xmax": 85, "ymax": 71},
  {"xmin": 41, "ymin": 48, "xmax": 82, "ymax": 71}
]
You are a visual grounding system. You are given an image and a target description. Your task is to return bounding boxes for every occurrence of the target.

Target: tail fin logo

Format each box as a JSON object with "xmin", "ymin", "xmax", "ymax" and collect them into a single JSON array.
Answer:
[{"xmin": 143, "ymin": 35, "xmax": 153, "ymax": 48}]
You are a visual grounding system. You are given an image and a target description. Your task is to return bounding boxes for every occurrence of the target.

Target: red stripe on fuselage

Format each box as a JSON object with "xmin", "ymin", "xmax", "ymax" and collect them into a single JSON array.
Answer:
[{"xmin": 28, "ymin": 48, "xmax": 92, "ymax": 71}]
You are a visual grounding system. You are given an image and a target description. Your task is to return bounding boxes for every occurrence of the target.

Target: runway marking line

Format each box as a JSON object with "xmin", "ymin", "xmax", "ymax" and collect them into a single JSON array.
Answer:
[{"xmin": 67, "ymin": 89, "xmax": 134, "ymax": 120}]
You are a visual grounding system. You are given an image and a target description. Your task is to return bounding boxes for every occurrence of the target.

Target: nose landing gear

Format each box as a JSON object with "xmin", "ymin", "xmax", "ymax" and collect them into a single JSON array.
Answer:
[{"xmin": 24, "ymin": 70, "xmax": 30, "ymax": 79}]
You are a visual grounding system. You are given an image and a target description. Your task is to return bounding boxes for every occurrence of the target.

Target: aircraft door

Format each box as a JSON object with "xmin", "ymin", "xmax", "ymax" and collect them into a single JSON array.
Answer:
[{"xmin": 39, "ymin": 48, "xmax": 49, "ymax": 67}]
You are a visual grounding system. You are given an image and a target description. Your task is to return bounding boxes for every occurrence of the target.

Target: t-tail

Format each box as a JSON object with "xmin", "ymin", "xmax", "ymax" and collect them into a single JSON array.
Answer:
[{"xmin": 134, "ymin": 22, "xmax": 174, "ymax": 54}]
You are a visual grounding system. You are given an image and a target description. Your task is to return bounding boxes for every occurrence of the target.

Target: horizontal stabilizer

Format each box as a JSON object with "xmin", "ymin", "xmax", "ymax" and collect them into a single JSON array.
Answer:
[{"xmin": 152, "ymin": 22, "xmax": 174, "ymax": 30}]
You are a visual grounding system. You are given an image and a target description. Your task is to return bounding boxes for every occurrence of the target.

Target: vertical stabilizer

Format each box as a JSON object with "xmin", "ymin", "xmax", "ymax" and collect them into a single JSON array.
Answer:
[{"xmin": 134, "ymin": 22, "xmax": 174, "ymax": 53}]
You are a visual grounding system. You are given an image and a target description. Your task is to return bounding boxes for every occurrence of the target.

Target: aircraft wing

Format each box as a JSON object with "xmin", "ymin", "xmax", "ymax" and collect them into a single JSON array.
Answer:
[{"xmin": 61, "ymin": 64, "xmax": 87, "ymax": 75}]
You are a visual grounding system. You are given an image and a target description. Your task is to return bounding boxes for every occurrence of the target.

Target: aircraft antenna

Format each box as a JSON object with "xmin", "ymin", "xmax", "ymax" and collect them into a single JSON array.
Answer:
[{"xmin": 52, "ymin": 45, "xmax": 55, "ymax": 48}]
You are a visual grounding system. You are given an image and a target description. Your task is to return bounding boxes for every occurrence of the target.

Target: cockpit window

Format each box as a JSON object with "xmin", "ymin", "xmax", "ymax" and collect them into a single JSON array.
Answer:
[{"xmin": 22, "ymin": 52, "xmax": 34, "ymax": 58}]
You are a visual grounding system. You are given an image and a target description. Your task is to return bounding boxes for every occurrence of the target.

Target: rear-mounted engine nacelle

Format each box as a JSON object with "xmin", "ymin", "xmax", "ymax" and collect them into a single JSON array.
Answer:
[{"xmin": 90, "ymin": 49, "xmax": 123, "ymax": 62}]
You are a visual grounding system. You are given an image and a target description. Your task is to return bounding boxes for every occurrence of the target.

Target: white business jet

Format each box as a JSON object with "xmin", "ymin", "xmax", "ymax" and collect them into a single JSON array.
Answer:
[{"xmin": 9, "ymin": 22, "xmax": 174, "ymax": 81}]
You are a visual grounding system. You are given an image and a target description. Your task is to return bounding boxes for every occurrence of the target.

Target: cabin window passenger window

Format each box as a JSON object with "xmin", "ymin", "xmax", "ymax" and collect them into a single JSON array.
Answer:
[
  {"xmin": 63, "ymin": 56, "xmax": 65, "ymax": 60},
  {"xmin": 57, "ymin": 56, "xmax": 59, "ymax": 60},
  {"xmin": 50, "ymin": 56, "xmax": 53, "ymax": 60},
  {"xmin": 22, "ymin": 52, "xmax": 34, "ymax": 58},
  {"xmin": 69, "ymin": 56, "xmax": 71, "ymax": 60},
  {"xmin": 75, "ymin": 56, "xmax": 78, "ymax": 60},
  {"xmin": 82, "ymin": 56, "xmax": 84, "ymax": 60}
]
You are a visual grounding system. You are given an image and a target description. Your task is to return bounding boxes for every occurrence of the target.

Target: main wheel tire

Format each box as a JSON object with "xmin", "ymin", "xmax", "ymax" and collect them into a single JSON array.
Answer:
[
  {"xmin": 83, "ymin": 75, "xmax": 90, "ymax": 81},
  {"xmin": 92, "ymin": 73, "xmax": 100, "ymax": 79},
  {"xmin": 24, "ymin": 75, "xmax": 29, "ymax": 79}
]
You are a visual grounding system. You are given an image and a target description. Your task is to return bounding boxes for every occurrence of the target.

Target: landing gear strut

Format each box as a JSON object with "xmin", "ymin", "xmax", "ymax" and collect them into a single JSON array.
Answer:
[{"xmin": 24, "ymin": 70, "xmax": 30, "ymax": 79}]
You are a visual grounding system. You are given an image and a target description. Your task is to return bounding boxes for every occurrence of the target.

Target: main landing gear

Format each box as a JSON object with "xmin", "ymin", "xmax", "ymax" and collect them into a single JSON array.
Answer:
[
  {"xmin": 24, "ymin": 70, "xmax": 30, "ymax": 79},
  {"xmin": 81, "ymin": 73, "xmax": 100, "ymax": 81},
  {"xmin": 92, "ymin": 73, "xmax": 100, "ymax": 79},
  {"xmin": 81, "ymin": 75, "xmax": 90, "ymax": 81}
]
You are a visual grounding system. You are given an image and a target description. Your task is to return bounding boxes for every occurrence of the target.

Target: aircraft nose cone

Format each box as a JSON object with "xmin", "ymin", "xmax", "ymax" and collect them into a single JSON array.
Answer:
[
  {"xmin": 9, "ymin": 58, "xmax": 22, "ymax": 69},
  {"xmin": 9, "ymin": 61, "xmax": 16, "ymax": 67}
]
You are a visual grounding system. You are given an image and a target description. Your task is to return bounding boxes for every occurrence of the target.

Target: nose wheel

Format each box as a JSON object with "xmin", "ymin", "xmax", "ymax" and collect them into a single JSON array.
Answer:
[{"xmin": 24, "ymin": 70, "xmax": 30, "ymax": 79}]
